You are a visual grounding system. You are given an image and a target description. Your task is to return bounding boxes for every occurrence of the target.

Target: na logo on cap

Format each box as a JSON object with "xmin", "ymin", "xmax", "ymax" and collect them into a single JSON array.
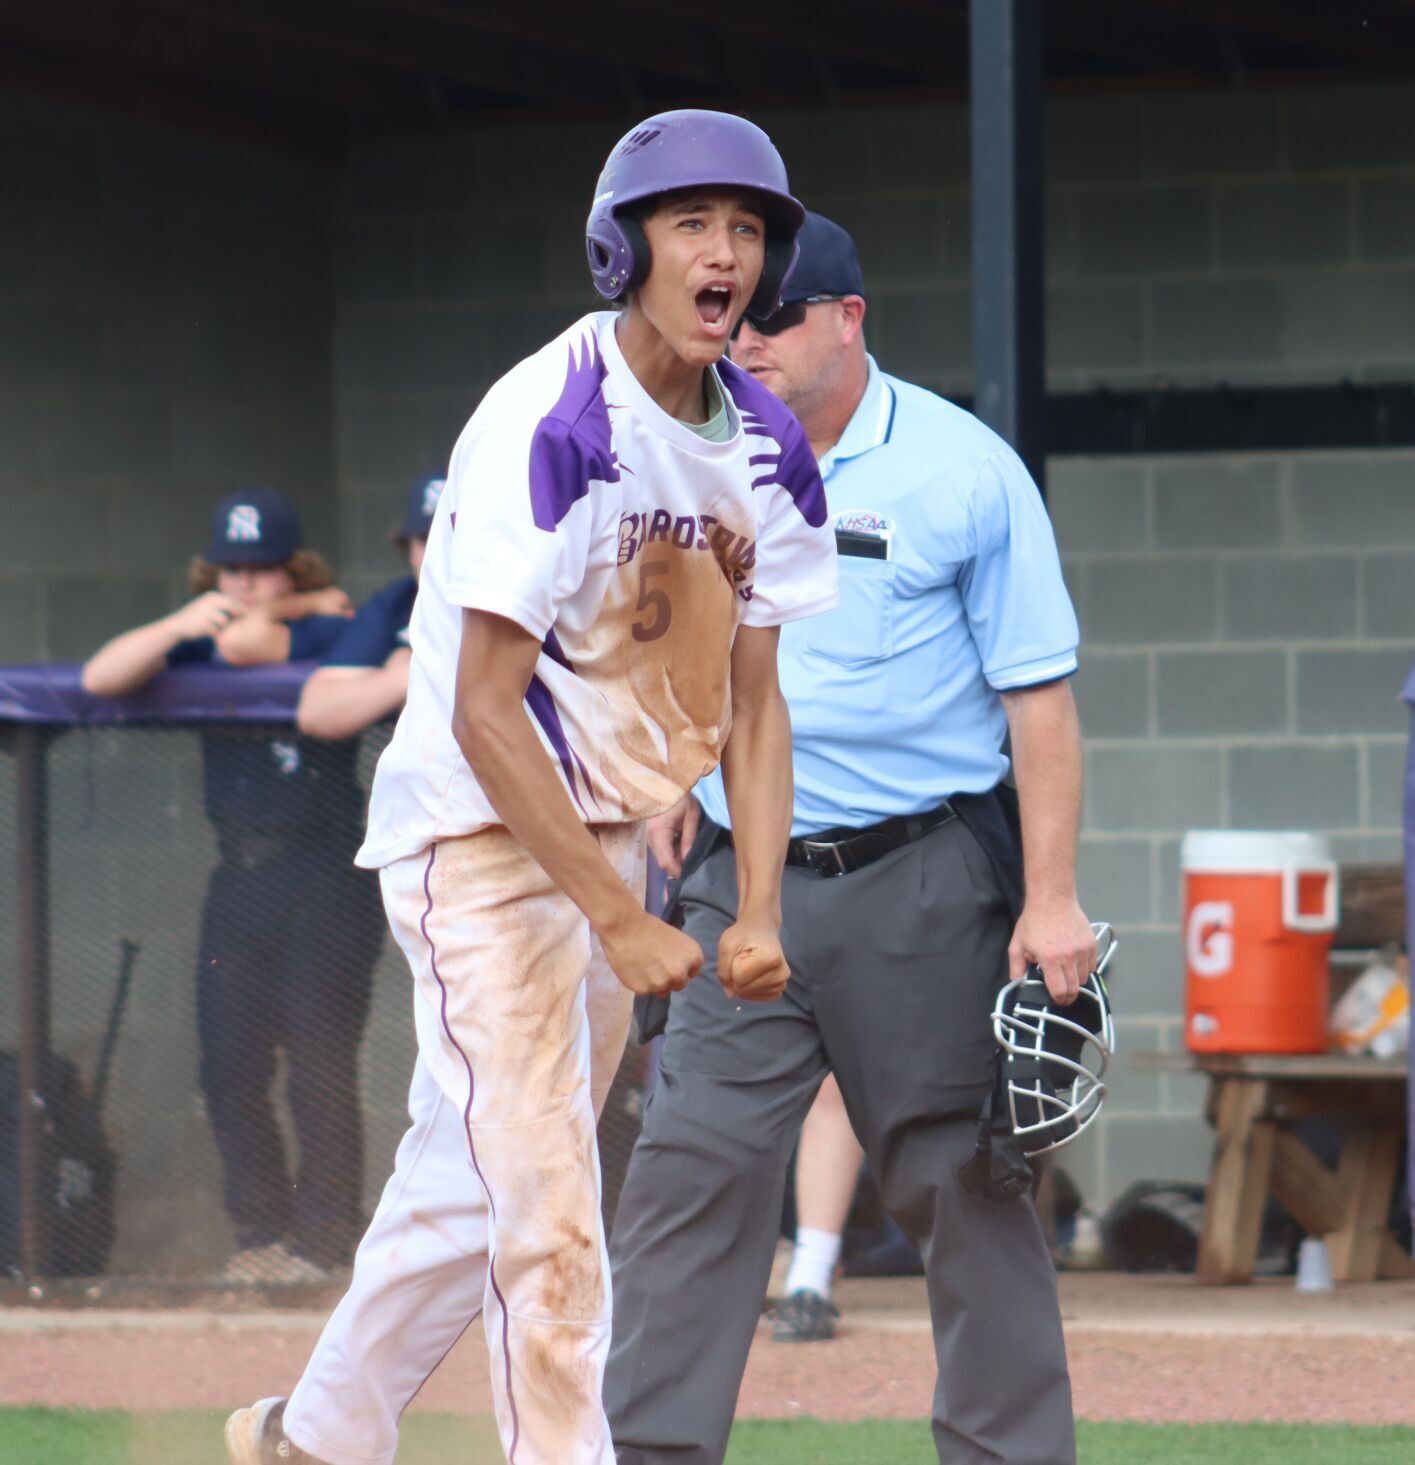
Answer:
[
  {"xmin": 226, "ymin": 505, "xmax": 263, "ymax": 543},
  {"xmin": 422, "ymin": 479, "xmax": 445, "ymax": 517}
]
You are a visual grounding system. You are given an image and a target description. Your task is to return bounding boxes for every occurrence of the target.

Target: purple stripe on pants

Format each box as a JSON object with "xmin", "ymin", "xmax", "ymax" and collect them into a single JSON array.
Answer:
[{"xmin": 420, "ymin": 843, "xmax": 522, "ymax": 1462}]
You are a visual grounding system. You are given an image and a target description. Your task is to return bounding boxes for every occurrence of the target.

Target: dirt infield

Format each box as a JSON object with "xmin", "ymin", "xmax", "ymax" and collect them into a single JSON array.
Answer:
[{"xmin": 3, "ymin": 1274, "xmax": 1414, "ymax": 1427}]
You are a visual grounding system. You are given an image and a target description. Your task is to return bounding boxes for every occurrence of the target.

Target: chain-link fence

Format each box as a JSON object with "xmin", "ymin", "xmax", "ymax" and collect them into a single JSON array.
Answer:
[{"xmin": 0, "ymin": 669, "xmax": 649, "ymax": 1296}]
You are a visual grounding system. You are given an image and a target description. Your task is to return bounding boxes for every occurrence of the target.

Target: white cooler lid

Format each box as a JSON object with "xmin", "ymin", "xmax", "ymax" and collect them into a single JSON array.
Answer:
[{"xmin": 1181, "ymin": 829, "xmax": 1333, "ymax": 873}]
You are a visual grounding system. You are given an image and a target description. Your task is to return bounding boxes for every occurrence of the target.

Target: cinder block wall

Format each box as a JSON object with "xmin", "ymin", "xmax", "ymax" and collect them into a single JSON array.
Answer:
[
  {"xmin": 0, "ymin": 92, "xmax": 337, "ymax": 663},
  {"xmin": 332, "ymin": 80, "xmax": 1415, "ymax": 1210}
]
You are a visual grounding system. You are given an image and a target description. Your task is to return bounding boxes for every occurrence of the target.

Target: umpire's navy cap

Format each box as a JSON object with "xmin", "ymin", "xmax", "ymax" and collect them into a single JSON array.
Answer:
[
  {"xmin": 203, "ymin": 488, "xmax": 303, "ymax": 565},
  {"xmin": 397, "ymin": 474, "xmax": 446, "ymax": 542},
  {"xmin": 780, "ymin": 212, "xmax": 866, "ymax": 304}
]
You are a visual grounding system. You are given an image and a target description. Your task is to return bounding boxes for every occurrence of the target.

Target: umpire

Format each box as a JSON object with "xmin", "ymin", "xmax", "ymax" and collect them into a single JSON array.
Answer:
[{"xmin": 606, "ymin": 214, "xmax": 1094, "ymax": 1465}]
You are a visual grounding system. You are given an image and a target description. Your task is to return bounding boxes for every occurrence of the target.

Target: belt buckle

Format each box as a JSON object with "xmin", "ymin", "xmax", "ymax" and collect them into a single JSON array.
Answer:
[{"xmin": 798, "ymin": 838, "xmax": 848, "ymax": 877}]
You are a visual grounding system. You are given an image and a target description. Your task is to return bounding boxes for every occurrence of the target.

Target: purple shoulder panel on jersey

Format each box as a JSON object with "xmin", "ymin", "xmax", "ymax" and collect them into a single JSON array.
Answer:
[
  {"xmin": 528, "ymin": 333, "xmax": 621, "ymax": 532},
  {"xmin": 716, "ymin": 359, "xmax": 828, "ymax": 528}
]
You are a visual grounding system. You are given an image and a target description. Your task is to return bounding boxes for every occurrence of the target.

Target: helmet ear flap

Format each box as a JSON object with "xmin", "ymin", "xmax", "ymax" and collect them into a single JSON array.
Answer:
[{"xmin": 616, "ymin": 211, "xmax": 652, "ymax": 295}]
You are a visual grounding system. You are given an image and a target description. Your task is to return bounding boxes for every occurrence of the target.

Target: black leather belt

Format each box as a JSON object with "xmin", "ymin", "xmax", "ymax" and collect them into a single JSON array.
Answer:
[{"xmin": 783, "ymin": 800, "xmax": 957, "ymax": 878}]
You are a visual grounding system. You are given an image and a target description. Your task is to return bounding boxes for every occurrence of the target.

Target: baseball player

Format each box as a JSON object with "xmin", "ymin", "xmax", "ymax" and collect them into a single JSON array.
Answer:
[
  {"xmin": 296, "ymin": 474, "xmax": 444, "ymax": 740},
  {"xmin": 82, "ymin": 489, "xmax": 383, "ymax": 1284},
  {"xmin": 604, "ymin": 214, "xmax": 1092, "ymax": 1465},
  {"xmin": 225, "ymin": 111, "xmax": 836, "ymax": 1465}
]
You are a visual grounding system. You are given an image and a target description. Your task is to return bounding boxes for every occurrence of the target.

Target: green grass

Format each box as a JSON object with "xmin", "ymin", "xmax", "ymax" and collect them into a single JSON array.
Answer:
[{"xmin": 2, "ymin": 1411, "xmax": 1413, "ymax": 1465}]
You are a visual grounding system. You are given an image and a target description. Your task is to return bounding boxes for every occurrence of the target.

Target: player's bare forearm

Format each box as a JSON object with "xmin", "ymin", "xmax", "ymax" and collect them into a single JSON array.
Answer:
[
  {"xmin": 216, "ymin": 612, "xmax": 294, "ymax": 667},
  {"xmin": 717, "ymin": 624, "xmax": 793, "ymax": 1000},
  {"xmin": 1001, "ymin": 678, "xmax": 1096, "ymax": 1001},
  {"xmin": 721, "ymin": 626, "xmax": 791, "ymax": 927},
  {"xmin": 81, "ymin": 618, "xmax": 186, "ymax": 696},
  {"xmin": 297, "ymin": 656, "xmax": 409, "ymax": 740},
  {"xmin": 453, "ymin": 610, "xmax": 702, "ymax": 997}
]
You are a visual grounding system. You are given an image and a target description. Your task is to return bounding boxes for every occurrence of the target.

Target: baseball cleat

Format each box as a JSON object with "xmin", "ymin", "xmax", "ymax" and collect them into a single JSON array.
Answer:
[
  {"xmin": 225, "ymin": 1396, "xmax": 328, "ymax": 1464},
  {"xmin": 771, "ymin": 1288, "xmax": 839, "ymax": 1343}
]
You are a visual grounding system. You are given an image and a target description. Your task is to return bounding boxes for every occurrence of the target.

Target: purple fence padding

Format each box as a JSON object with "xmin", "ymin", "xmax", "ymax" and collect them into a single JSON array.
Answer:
[
  {"xmin": 0, "ymin": 662, "xmax": 316, "ymax": 726},
  {"xmin": 1402, "ymin": 665, "xmax": 1415, "ymax": 1222}
]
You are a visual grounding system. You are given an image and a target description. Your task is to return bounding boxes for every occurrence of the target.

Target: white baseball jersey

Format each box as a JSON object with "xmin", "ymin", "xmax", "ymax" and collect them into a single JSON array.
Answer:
[{"xmin": 357, "ymin": 311, "xmax": 837, "ymax": 868}]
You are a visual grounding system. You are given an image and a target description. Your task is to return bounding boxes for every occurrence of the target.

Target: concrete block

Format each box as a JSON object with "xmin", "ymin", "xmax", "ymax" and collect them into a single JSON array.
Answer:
[
  {"xmin": 1161, "ymin": 1067, "xmax": 1210, "ymax": 1119},
  {"xmin": 0, "ymin": 104, "xmax": 101, "ymax": 209},
  {"xmin": 481, "ymin": 120, "xmax": 624, "ymax": 211},
  {"xmin": 43, "ymin": 576, "xmax": 171, "ymax": 662},
  {"xmin": 1292, "ymin": 455, "xmax": 1415, "ymax": 548},
  {"xmin": 48, "ymin": 398, "xmax": 172, "ymax": 481},
  {"xmin": 348, "ymin": 134, "xmax": 484, "ymax": 214},
  {"xmin": 337, "ymin": 399, "xmax": 427, "ymax": 486},
  {"xmin": 0, "ymin": 398, "xmax": 48, "ymax": 485},
  {"xmin": 1227, "ymin": 743, "xmax": 1361, "ymax": 830},
  {"xmin": 486, "ymin": 304, "xmax": 585, "ymax": 381},
  {"xmin": 424, "ymin": 213, "xmax": 548, "ymax": 302},
  {"xmin": 1155, "ymin": 650, "xmax": 1288, "ymax": 737},
  {"xmin": 1153, "ymin": 460, "xmax": 1281, "ymax": 551},
  {"xmin": 865, "ymin": 102, "xmax": 968, "ymax": 191},
  {"xmin": 1103, "ymin": 1043, "xmax": 1164, "ymax": 1116},
  {"xmin": 1045, "ymin": 191, "xmax": 1079, "ymax": 282},
  {"xmin": 1286, "ymin": 82, "xmax": 1415, "ymax": 171},
  {"xmin": 1046, "ymin": 461, "xmax": 1148, "ymax": 555},
  {"xmin": 0, "ymin": 304, "xmax": 105, "ymax": 395},
  {"xmin": 1083, "ymin": 557, "xmax": 1218, "ymax": 646},
  {"xmin": 0, "ymin": 212, "xmax": 39, "ymax": 301},
  {"xmin": 1365, "ymin": 739, "xmax": 1408, "ymax": 832},
  {"xmin": 1045, "ymin": 95, "xmax": 1145, "ymax": 183},
  {"xmin": 422, "ymin": 392, "xmax": 485, "ymax": 468},
  {"xmin": 337, "ymin": 217, "xmax": 423, "ymax": 306},
  {"xmin": 171, "ymin": 403, "xmax": 270, "ymax": 487},
  {"xmin": 103, "ymin": 480, "xmax": 213, "ymax": 578},
  {"xmin": 870, "ymin": 288, "xmax": 972, "ymax": 385},
  {"xmin": 1357, "ymin": 177, "xmax": 1415, "ymax": 263},
  {"xmin": 824, "ymin": 197, "xmax": 946, "ymax": 287},
  {"xmin": 1221, "ymin": 555, "xmax": 1357, "ymax": 642},
  {"xmin": 1074, "ymin": 652, "xmax": 1151, "ymax": 739},
  {"xmin": 165, "ymin": 305, "xmax": 329, "ymax": 398},
  {"xmin": 1150, "ymin": 279, "xmax": 1282, "ymax": 367},
  {"xmin": 1077, "ymin": 838, "xmax": 1155, "ymax": 927},
  {"xmin": 1216, "ymin": 181, "xmax": 1351, "ymax": 270},
  {"xmin": 1106, "ymin": 930, "xmax": 1185, "ymax": 1019},
  {"xmin": 1156, "ymin": 838, "xmax": 1182, "ymax": 926},
  {"xmin": 1283, "ymin": 272, "xmax": 1415, "ymax": 362},
  {"xmin": 1327, "ymin": 832, "xmax": 1402, "ymax": 864},
  {"xmin": 266, "ymin": 404, "xmax": 335, "ymax": 502},
  {"xmin": 1144, "ymin": 91, "xmax": 1281, "ymax": 178},
  {"xmin": 1046, "ymin": 284, "xmax": 1146, "ymax": 372},
  {"xmin": 1104, "ymin": 1115, "xmax": 1212, "ymax": 1191},
  {"xmin": 1086, "ymin": 746, "xmax": 1223, "ymax": 833},
  {"xmin": 168, "ymin": 208, "xmax": 331, "ymax": 306},
  {"xmin": 342, "ymin": 308, "xmax": 487, "ymax": 397},
  {"xmin": 1362, "ymin": 554, "xmax": 1415, "ymax": 639},
  {"xmin": 344, "ymin": 490, "xmax": 415, "ymax": 581},
  {"xmin": 1078, "ymin": 188, "xmax": 1211, "ymax": 276},
  {"xmin": 1296, "ymin": 648, "xmax": 1414, "ymax": 734},
  {"xmin": 0, "ymin": 579, "xmax": 43, "ymax": 661}
]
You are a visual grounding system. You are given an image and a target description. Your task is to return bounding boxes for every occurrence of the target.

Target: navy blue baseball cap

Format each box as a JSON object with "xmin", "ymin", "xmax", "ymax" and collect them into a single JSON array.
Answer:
[
  {"xmin": 397, "ymin": 474, "xmax": 446, "ymax": 542},
  {"xmin": 203, "ymin": 488, "xmax": 303, "ymax": 565},
  {"xmin": 780, "ymin": 212, "xmax": 866, "ymax": 304}
]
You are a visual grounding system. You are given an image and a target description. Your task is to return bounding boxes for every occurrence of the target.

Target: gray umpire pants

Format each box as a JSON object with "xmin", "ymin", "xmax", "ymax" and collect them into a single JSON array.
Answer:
[{"xmin": 604, "ymin": 814, "xmax": 1075, "ymax": 1465}]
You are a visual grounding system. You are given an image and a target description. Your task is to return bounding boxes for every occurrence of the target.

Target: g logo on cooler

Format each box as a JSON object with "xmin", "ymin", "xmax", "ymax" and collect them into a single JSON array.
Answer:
[{"xmin": 1186, "ymin": 900, "xmax": 1234, "ymax": 978}]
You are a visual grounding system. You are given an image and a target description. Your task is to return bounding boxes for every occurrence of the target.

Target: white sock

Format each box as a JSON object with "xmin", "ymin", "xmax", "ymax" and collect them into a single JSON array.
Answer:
[{"xmin": 784, "ymin": 1226, "xmax": 842, "ymax": 1299}]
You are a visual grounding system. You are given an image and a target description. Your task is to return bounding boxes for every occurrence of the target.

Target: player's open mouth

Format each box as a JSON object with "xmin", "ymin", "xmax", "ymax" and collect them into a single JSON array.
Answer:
[{"xmin": 695, "ymin": 285, "xmax": 734, "ymax": 332}]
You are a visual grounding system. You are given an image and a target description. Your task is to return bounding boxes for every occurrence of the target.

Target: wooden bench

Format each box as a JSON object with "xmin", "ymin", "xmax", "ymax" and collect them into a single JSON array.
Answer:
[{"xmin": 1134, "ymin": 1051, "xmax": 1414, "ymax": 1285}]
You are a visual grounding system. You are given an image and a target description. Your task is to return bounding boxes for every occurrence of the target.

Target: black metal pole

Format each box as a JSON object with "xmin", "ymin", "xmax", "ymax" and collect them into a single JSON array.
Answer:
[
  {"xmin": 16, "ymin": 725, "xmax": 52, "ymax": 1281},
  {"xmin": 969, "ymin": 0, "xmax": 1047, "ymax": 494}
]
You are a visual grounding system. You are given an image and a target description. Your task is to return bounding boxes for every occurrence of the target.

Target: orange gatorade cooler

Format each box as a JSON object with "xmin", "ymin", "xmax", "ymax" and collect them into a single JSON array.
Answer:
[{"xmin": 1181, "ymin": 831, "xmax": 1340, "ymax": 1053}]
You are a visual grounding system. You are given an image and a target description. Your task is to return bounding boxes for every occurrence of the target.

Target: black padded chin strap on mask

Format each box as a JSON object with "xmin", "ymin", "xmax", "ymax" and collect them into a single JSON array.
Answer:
[{"xmin": 958, "ymin": 1052, "xmax": 1034, "ymax": 1203}]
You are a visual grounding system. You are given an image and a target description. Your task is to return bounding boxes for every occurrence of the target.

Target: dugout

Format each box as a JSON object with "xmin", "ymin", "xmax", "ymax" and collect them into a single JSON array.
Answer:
[{"xmin": 4, "ymin": 3, "xmax": 1415, "ymax": 1279}]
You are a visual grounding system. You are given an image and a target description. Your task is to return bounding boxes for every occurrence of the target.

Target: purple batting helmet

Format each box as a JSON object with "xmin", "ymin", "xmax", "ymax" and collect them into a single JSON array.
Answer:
[{"xmin": 586, "ymin": 109, "xmax": 806, "ymax": 322}]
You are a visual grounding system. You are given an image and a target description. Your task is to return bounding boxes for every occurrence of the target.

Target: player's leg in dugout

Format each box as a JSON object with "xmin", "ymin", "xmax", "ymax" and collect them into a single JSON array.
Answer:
[
  {"xmin": 278, "ymin": 856, "xmax": 384, "ymax": 1268},
  {"xmin": 605, "ymin": 838, "xmax": 828, "ymax": 1465},
  {"xmin": 363, "ymin": 823, "xmax": 637, "ymax": 1465},
  {"xmin": 196, "ymin": 858, "xmax": 292, "ymax": 1255},
  {"xmin": 809, "ymin": 816, "xmax": 1076, "ymax": 1465}
]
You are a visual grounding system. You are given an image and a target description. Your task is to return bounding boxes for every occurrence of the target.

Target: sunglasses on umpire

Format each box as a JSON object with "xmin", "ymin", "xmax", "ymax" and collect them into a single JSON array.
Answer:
[{"xmin": 730, "ymin": 294, "xmax": 848, "ymax": 341}]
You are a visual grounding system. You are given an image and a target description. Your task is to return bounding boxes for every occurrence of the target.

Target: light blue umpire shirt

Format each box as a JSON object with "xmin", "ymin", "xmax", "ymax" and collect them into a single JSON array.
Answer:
[{"xmin": 696, "ymin": 355, "xmax": 1079, "ymax": 838}]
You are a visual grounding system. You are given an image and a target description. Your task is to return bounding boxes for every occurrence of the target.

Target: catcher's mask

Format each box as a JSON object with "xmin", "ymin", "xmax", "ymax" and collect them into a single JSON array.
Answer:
[
  {"xmin": 960, "ymin": 923, "xmax": 1117, "ymax": 1203},
  {"xmin": 993, "ymin": 923, "xmax": 1118, "ymax": 1157}
]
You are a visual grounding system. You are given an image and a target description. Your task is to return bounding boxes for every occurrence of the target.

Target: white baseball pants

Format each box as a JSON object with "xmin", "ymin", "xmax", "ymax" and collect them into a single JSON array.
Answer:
[{"xmin": 284, "ymin": 823, "xmax": 642, "ymax": 1465}]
